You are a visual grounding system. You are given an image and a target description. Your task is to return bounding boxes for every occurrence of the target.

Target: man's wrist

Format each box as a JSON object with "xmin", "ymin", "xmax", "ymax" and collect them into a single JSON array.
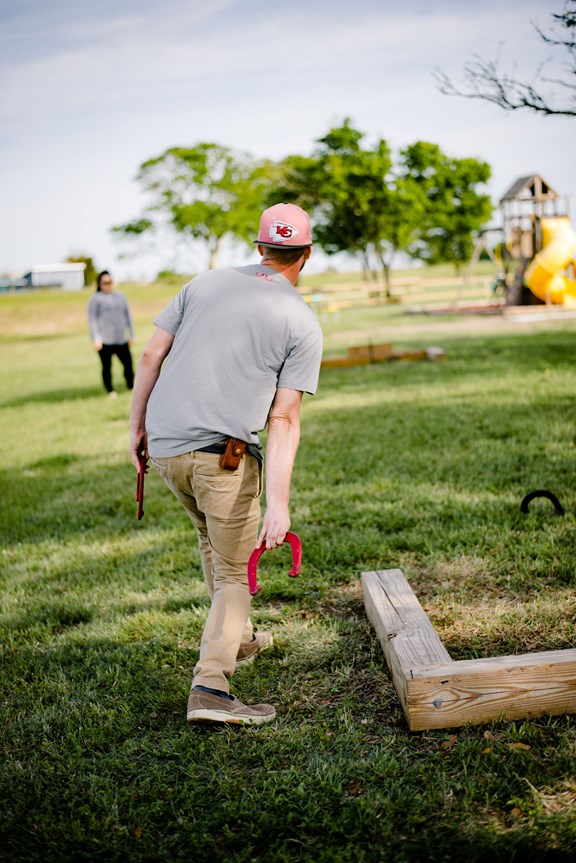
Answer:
[{"xmin": 265, "ymin": 501, "xmax": 290, "ymax": 515}]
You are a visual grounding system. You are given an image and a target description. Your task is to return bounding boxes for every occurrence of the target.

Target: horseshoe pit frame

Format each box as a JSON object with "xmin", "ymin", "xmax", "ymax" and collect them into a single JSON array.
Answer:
[{"xmin": 362, "ymin": 569, "xmax": 576, "ymax": 731}]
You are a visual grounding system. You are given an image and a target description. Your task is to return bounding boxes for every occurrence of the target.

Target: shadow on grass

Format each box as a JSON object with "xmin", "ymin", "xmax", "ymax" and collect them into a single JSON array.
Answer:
[
  {"xmin": 0, "ymin": 583, "xmax": 210, "ymax": 637},
  {"xmin": 2, "ymin": 385, "xmax": 129, "ymax": 408},
  {"xmin": 1, "ymin": 455, "xmax": 166, "ymax": 547}
]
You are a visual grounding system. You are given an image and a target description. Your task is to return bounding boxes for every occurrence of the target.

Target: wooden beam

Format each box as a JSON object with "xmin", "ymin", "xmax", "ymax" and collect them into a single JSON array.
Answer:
[
  {"xmin": 321, "ymin": 343, "xmax": 392, "ymax": 369},
  {"xmin": 362, "ymin": 569, "xmax": 452, "ymax": 718},
  {"xmin": 321, "ymin": 343, "xmax": 445, "ymax": 369},
  {"xmin": 320, "ymin": 356, "xmax": 367, "ymax": 369},
  {"xmin": 362, "ymin": 569, "xmax": 576, "ymax": 731},
  {"xmin": 362, "ymin": 570, "xmax": 452, "ymax": 666},
  {"xmin": 347, "ymin": 344, "xmax": 393, "ymax": 362},
  {"xmin": 407, "ymin": 650, "xmax": 576, "ymax": 731}
]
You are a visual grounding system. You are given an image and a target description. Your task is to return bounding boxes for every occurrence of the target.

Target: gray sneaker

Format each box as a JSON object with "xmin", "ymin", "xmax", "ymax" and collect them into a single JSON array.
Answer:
[
  {"xmin": 186, "ymin": 690, "xmax": 276, "ymax": 725},
  {"xmin": 236, "ymin": 631, "xmax": 273, "ymax": 667}
]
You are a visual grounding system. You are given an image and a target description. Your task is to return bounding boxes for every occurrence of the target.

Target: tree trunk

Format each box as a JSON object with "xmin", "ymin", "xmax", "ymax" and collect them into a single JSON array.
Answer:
[
  {"xmin": 376, "ymin": 246, "xmax": 391, "ymax": 298},
  {"xmin": 362, "ymin": 252, "xmax": 372, "ymax": 285},
  {"xmin": 208, "ymin": 242, "xmax": 219, "ymax": 270}
]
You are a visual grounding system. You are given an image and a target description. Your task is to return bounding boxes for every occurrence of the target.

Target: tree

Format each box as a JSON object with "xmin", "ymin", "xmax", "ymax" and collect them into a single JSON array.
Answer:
[
  {"xmin": 398, "ymin": 142, "xmax": 492, "ymax": 271},
  {"xmin": 272, "ymin": 119, "xmax": 491, "ymax": 285},
  {"xmin": 112, "ymin": 144, "xmax": 274, "ymax": 270},
  {"xmin": 270, "ymin": 119, "xmax": 403, "ymax": 292},
  {"xmin": 67, "ymin": 255, "xmax": 97, "ymax": 286},
  {"xmin": 435, "ymin": 1, "xmax": 576, "ymax": 117}
]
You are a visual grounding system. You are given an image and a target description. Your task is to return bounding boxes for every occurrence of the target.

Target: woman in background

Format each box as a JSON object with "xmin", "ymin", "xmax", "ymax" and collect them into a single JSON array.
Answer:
[{"xmin": 87, "ymin": 270, "xmax": 135, "ymax": 398}]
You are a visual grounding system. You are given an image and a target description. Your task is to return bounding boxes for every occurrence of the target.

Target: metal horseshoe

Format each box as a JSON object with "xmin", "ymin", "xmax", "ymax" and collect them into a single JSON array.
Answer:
[{"xmin": 247, "ymin": 531, "xmax": 302, "ymax": 596}]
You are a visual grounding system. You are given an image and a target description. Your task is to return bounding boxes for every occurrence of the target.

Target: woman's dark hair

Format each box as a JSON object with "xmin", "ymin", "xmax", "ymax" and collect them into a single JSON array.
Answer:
[{"xmin": 96, "ymin": 270, "xmax": 111, "ymax": 292}]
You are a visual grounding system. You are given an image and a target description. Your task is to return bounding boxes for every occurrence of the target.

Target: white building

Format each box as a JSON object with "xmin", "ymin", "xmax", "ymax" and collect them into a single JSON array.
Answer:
[{"xmin": 20, "ymin": 263, "xmax": 86, "ymax": 291}]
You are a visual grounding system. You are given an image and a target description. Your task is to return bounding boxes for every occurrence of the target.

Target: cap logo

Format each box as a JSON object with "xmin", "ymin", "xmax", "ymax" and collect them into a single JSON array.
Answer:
[{"xmin": 270, "ymin": 220, "xmax": 299, "ymax": 242}]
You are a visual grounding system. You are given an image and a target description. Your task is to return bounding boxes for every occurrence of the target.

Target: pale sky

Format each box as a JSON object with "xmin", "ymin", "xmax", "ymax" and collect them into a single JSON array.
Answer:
[{"xmin": 0, "ymin": 0, "xmax": 573, "ymax": 279}]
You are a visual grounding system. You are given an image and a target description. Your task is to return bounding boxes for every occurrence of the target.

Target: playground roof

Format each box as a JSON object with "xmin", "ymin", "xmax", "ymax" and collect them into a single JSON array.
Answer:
[{"xmin": 500, "ymin": 175, "xmax": 558, "ymax": 204}]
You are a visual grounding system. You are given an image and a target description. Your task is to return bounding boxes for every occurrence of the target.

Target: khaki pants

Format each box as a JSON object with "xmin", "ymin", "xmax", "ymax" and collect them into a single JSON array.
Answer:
[{"xmin": 151, "ymin": 450, "xmax": 262, "ymax": 694}]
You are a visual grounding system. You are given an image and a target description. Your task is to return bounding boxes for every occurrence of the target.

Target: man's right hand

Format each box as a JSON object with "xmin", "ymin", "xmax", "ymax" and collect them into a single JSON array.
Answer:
[
  {"xmin": 130, "ymin": 430, "xmax": 148, "ymax": 471},
  {"xmin": 258, "ymin": 388, "xmax": 302, "ymax": 549},
  {"xmin": 128, "ymin": 327, "xmax": 175, "ymax": 471}
]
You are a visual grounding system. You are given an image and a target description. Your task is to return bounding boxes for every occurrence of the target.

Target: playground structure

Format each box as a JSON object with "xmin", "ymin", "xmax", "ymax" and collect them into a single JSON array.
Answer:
[
  {"xmin": 494, "ymin": 175, "xmax": 576, "ymax": 306},
  {"xmin": 363, "ymin": 569, "xmax": 576, "ymax": 731}
]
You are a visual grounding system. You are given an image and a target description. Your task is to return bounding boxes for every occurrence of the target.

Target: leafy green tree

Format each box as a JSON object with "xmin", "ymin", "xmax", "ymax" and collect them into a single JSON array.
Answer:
[
  {"xmin": 118, "ymin": 127, "xmax": 492, "ymax": 281},
  {"xmin": 112, "ymin": 144, "xmax": 274, "ymax": 269},
  {"xmin": 66, "ymin": 255, "xmax": 97, "ymax": 286},
  {"xmin": 397, "ymin": 142, "xmax": 492, "ymax": 271},
  {"xmin": 271, "ymin": 119, "xmax": 404, "ymax": 292},
  {"xmin": 270, "ymin": 119, "xmax": 490, "ymax": 288}
]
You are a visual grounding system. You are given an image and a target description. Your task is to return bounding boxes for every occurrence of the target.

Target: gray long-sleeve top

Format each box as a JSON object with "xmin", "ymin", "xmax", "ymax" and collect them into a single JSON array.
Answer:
[{"xmin": 87, "ymin": 291, "xmax": 134, "ymax": 344}]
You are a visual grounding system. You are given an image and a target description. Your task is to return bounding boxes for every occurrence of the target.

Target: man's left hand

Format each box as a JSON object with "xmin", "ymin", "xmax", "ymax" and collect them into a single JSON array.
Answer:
[{"xmin": 257, "ymin": 504, "xmax": 290, "ymax": 550}]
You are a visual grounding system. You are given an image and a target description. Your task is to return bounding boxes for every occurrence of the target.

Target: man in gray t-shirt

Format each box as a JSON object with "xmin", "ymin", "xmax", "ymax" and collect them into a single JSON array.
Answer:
[{"xmin": 130, "ymin": 203, "xmax": 323, "ymax": 726}]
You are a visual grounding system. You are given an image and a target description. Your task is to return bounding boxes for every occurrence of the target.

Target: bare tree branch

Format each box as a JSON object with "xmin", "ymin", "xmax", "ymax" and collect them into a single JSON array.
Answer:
[{"xmin": 435, "ymin": 1, "xmax": 576, "ymax": 118}]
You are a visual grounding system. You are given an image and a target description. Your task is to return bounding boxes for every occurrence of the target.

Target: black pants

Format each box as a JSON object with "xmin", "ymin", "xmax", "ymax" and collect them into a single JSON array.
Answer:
[{"xmin": 97, "ymin": 343, "xmax": 134, "ymax": 393}]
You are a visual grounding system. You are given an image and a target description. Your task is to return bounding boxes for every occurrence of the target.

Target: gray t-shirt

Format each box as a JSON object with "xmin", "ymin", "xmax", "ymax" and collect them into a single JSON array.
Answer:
[{"xmin": 146, "ymin": 264, "xmax": 323, "ymax": 458}]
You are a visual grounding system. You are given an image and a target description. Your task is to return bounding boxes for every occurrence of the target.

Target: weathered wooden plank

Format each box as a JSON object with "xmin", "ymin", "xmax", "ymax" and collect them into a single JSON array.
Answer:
[
  {"xmin": 347, "ymin": 344, "xmax": 393, "ymax": 362},
  {"xmin": 320, "ymin": 343, "xmax": 443, "ymax": 368},
  {"xmin": 406, "ymin": 650, "xmax": 576, "ymax": 730},
  {"xmin": 362, "ymin": 570, "xmax": 411, "ymax": 712},
  {"xmin": 362, "ymin": 570, "xmax": 452, "ymax": 717},
  {"xmin": 361, "ymin": 570, "xmax": 452, "ymax": 667},
  {"xmin": 321, "ymin": 356, "xmax": 371, "ymax": 369}
]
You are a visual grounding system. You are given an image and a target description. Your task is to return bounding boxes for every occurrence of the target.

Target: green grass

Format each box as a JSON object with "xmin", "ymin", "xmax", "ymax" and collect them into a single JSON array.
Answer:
[{"xmin": 1, "ymin": 278, "xmax": 576, "ymax": 862}]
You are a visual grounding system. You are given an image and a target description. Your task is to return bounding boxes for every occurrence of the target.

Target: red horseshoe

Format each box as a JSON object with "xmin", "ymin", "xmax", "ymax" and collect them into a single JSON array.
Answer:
[
  {"xmin": 247, "ymin": 531, "xmax": 302, "ymax": 596},
  {"xmin": 136, "ymin": 452, "xmax": 147, "ymax": 520}
]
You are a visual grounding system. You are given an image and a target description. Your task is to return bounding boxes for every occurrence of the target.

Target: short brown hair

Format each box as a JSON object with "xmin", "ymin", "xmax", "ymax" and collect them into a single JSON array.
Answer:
[{"xmin": 261, "ymin": 245, "xmax": 308, "ymax": 266}]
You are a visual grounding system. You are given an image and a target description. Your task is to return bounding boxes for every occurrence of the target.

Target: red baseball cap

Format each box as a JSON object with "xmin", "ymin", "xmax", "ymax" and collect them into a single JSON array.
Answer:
[{"xmin": 256, "ymin": 203, "xmax": 312, "ymax": 248}]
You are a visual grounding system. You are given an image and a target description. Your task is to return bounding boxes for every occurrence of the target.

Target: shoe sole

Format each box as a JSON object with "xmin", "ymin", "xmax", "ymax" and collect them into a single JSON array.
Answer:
[
  {"xmin": 235, "ymin": 636, "xmax": 273, "ymax": 667},
  {"xmin": 186, "ymin": 708, "xmax": 276, "ymax": 725}
]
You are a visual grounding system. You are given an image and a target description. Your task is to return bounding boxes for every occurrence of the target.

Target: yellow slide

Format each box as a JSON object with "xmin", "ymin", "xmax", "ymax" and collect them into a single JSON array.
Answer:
[{"xmin": 524, "ymin": 217, "xmax": 576, "ymax": 304}]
